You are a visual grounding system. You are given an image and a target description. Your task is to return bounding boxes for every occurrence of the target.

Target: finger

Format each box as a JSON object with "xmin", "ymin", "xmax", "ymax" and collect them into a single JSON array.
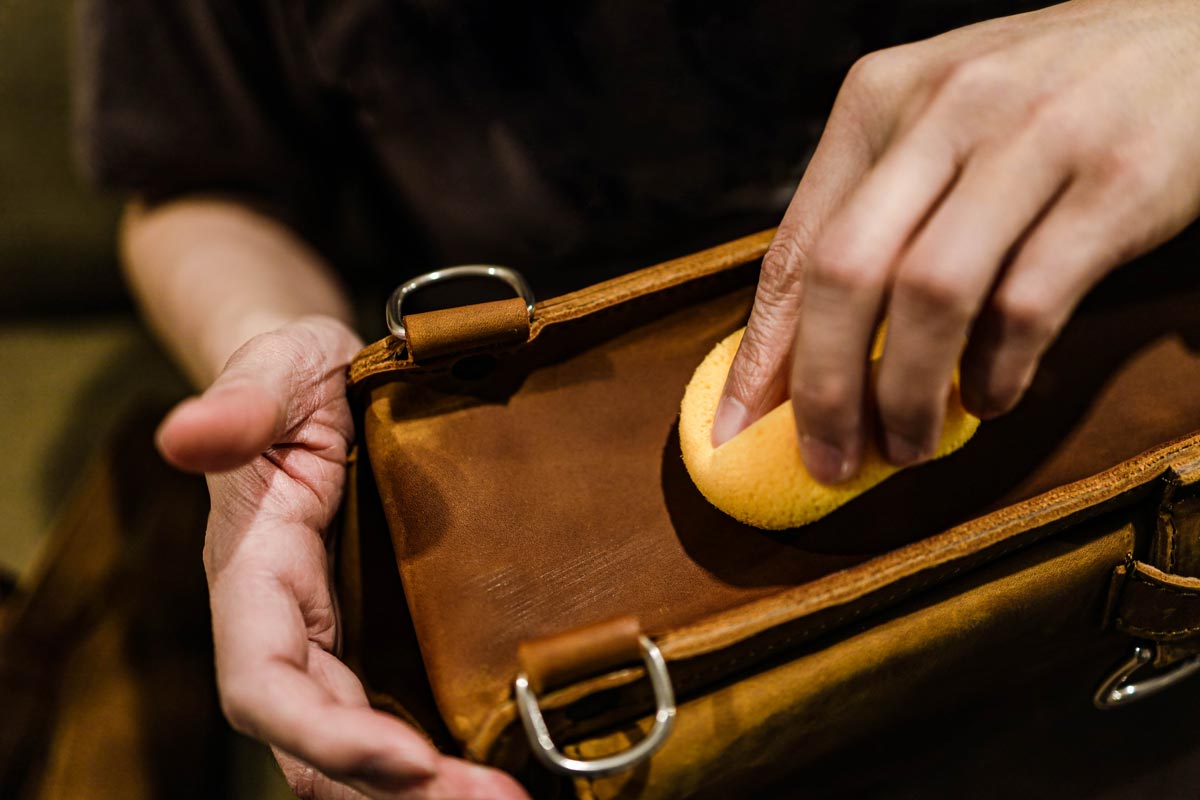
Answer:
[
  {"xmin": 211, "ymin": 522, "xmax": 439, "ymax": 785},
  {"xmin": 273, "ymin": 746, "xmax": 370, "ymax": 800},
  {"xmin": 876, "ymin": 130, "xmax": 1069, "ymax": 463},
  {"xmin": 960, "ymin": 181, "xmax": 1122, "ymax": 418},
  {"xmin": 273, "ymin": 748, "xmax": 530, "ymax": 800},
  {"xmin": 790, "ymin": 114, "xmax": 962, "ymax": 482},
  {"xmin": 157, "ymin": 324, "xmax": 324, "ymax": 472},
  {"xmin": 302, "ymin": 651, "xmax": 530, "ymax": 799},
  {"xmin": 713, "ymin": 94, "xmax": 874, "ymax": 446},
  {"xmin": 393, "ymin": 757, "xmax": 530, "ymax": 800}
]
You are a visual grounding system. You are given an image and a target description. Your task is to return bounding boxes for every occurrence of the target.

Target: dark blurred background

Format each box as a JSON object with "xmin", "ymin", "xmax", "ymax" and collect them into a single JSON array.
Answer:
[{"xmin": 0, "ymin": 1, "xmax": 293, "ymax": 796}]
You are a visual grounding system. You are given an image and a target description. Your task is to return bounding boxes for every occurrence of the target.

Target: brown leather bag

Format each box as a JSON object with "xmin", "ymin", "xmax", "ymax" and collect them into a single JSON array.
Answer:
[{"xmin": 337, "ymin": 228, "xmax": 1200, "ymax": 799}]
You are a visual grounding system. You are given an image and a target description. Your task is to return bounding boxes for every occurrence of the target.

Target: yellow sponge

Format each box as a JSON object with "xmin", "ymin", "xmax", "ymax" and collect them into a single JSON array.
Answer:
[{"xmin": 679, "ymin": 328, "xmax": 980, "ymax": 530}]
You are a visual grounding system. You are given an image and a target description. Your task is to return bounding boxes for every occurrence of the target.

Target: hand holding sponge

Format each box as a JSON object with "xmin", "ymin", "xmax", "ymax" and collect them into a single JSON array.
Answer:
[{"xmin": 679, "ymin": 328, "xmax": 980, "ymax": 530}]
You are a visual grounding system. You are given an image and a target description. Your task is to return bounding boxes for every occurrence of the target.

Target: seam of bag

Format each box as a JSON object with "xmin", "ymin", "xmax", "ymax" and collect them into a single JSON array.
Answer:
[
  {"xmin": 472, "ymin": 439, "xmax": 1191, "ymax": 765},
  {"xmin": 479, "ymin": 517, "xmax": 1115, "ymax": 762},
  {"xmin": 348, "ymin": 253, "xmax": 761, "ymax": 384},
  {"xmin": 658, "ymin": 441, "xmax": 1193, "ymax": 658},
  {"xmin": 1127, "ymin": 569, "xmax": 1200, "ymax": 597},
  {"xmin": 1115, "ymin": 619, "xmax": 1200, "ymax": 638},
  {"xmin": 673, "ymin": 532, "xmax": 1042, "ymax": 687}
]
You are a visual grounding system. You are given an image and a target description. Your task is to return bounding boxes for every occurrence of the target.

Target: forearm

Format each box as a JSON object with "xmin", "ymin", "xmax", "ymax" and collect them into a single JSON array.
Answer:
[{"xmin": 120, "ymin": 197, "xmax": 356, "ymax": 387}]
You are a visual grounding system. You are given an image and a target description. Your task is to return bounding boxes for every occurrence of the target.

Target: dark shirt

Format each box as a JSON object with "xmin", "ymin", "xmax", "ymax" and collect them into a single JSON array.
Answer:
[{"xmin": 76, "ymin": 0, "xmax": 1049, "ymax": 292}]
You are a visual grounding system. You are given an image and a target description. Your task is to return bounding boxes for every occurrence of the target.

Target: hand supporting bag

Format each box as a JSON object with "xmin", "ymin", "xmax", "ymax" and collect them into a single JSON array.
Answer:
[{"xmin": 337, "ymin": 227, "xmax": 1200, "ymax": 798}]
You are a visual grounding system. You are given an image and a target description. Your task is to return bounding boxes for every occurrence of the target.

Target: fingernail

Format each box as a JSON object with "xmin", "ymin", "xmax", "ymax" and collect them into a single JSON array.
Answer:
[
  {"xmin": 712, "ymin": 395, "xmax": 750, "ymax": 447},
  {"xmin": 800, "ymin": 435, "xmax": 854, "ymax": 484},
  {"xmin": 884, "ymin": 432, "xmax": 929, "ymax": 466}
]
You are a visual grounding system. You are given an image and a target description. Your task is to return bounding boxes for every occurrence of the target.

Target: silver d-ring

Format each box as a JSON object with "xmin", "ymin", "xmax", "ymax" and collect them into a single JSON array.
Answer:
[
  {"xmin": 385, "ymin": 265, "xmax": 535, "ymax": 342},
  {"xmin": 1094, "ymin": 644, "xmax": 1200, "ymax": 709},
  {"xmin": 514, "ymin": 635, "xmax": 676, "ymax": 778}
]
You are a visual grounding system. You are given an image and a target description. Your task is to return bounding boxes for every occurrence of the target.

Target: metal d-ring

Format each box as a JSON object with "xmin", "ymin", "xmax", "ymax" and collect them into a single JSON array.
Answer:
[
  {"xmin": 514, "ymin": 635, "xmax": 677, "ymax": 778},
  {"xmin": 385, "ymin": 265, "xmax": 536, "ymax": 342},
  {"xmin": 1093, "ymin": 644, "xmax": 1200, "ymax": 709}
]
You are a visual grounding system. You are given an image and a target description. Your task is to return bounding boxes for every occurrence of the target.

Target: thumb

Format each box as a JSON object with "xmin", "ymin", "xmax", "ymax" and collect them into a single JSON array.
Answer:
[
  {"xmin": 157, "ymin": 331, "xmax": 303, "ymax": 473},
  {"xmin": 712, "ymin": 236, "xmax": 803, "ymax": 447}
]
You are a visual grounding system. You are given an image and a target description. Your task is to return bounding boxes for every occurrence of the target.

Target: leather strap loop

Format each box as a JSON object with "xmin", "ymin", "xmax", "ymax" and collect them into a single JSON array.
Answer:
[
  {"xmin": 1110, "ymin": 561, "xmax": 1200, "ymax": 642},
  {"xmin": 1152, "ymin": 473, "xmax": 1200, "ymax": 578},
  {"xmin": 517, "ymin": 616, "xmax": 643, "ymax": 695},
  {"xmin": 404, "ymin": 297, "xmax": 531, "ymax": 362},
  {"xmin": 348, "ymin": 228, "xmax": 775, "ymax": 384}
]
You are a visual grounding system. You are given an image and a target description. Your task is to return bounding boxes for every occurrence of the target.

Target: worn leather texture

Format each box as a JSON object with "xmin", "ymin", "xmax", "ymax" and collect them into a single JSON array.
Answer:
[
  {"xmin": 566, "ymin": 515, "xmax": 1135, "ymax": 799},
  {"xmin": 518, "ymin": 617, "xmax": 643, "ymax": 696},
  {"xmin": 340, "ymin": 227, "xmax": 1200, "ymax": 796},
  {"xmin": 406, "ymin": 297, "xmax": 531, "ymax": 362},
  {"xmin": 1110, "ymin": 562, "xmax": 1200, "ymax": 643}
]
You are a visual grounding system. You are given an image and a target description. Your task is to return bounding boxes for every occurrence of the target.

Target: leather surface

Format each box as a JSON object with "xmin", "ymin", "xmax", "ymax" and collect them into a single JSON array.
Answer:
[
  {"xmin": 353, "ymin": 226, "xmax": 1200, "ymax": 771},
  {"xmin": 567, "ymin": 516, "xmax": 1134, "ymax": 800}
]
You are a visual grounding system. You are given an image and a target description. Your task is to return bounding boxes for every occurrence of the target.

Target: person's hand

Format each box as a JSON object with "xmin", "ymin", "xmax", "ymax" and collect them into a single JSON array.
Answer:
[
  {"xmin": 157, "ymin": 315, "xmax": 528, "ymax": 800},
  {"xmin": 716, "ymin": 0, "xmax": 1200, "ymax": 482}
]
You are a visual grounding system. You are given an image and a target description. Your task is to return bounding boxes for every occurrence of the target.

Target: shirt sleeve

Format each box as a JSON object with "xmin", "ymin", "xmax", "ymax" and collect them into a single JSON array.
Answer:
[{"xmin": 74, "ymin": 0, "xmax": 326, "ymax": 212}]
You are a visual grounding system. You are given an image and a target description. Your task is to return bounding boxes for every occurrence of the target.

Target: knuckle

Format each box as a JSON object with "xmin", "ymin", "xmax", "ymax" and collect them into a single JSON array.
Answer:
[
  {"xmin": 1094, "ymin": 138, "xmax": 1164, "ymax": 198},
  {"xmin": 991, "ymin": 288, "xmax": 1058, "ymax": 344},
  {"xmin": 794, "ymin": 373, "xmax": 854, "ymax": 425},
  {"xmin": 758, "ymin": 238, "xmax": 805, "ymax": 303},
  {"xmin": 844, "ymin": 46, "xmax": 911, "ymax": 98},
  {"xmin": 937, "ymin": 56, "xmax": 1010, "ymax": 106},
  {"xmin": 896, "ymin": 269, "xmax": 974, "ymax": 324},
  {"xmin": 729, "ymin": 328, "xmax": 784, "ymax": 393},
  {"xmin": 1025, "ymin": 97, "xmax": 1081, "ymax": 148},
  {"xmin": 218, "ymin": 680, "xmax": 260, "ymax": 737},
  {"xmin": 845, "ymin": 50, "xmax": 890, "ymax": 93},
  {"xmin": 808, "ymin": 236, "xmax": 878, "ymax": 297}
]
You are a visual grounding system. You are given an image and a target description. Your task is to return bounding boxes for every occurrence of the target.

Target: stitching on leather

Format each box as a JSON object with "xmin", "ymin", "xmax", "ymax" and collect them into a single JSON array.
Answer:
[
  {"xmin": 665, "ymin": 457, "xmax": 1180, "ymax": 656},
  {"xmin": 677, "ymin": 552, "xmax": 1000, "ymax": 686},
  {"xmin": 1128, "ymin": 569, "xmax": 1200, "ymax": 598},
  {"xmin": 674, "ymin": 520, "xmax": 1129, "ymax": 688},
  {"xmin": 1115, "ymin": 618, "xmax": 1200, "ymax": 638}
]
